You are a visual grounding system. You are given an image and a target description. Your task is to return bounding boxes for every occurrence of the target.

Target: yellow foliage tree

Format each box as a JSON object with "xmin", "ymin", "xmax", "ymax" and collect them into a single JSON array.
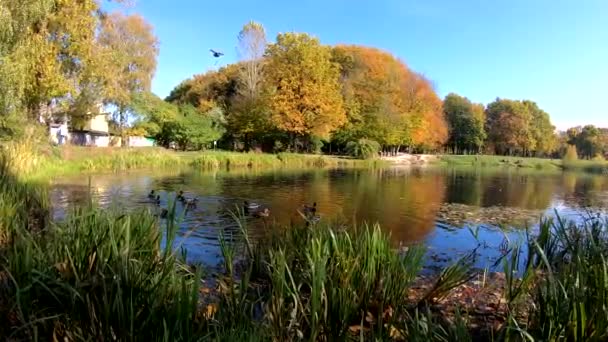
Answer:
[{"xmin": 265, "ymin": 33, "xmax": 346, "ymax": 142}]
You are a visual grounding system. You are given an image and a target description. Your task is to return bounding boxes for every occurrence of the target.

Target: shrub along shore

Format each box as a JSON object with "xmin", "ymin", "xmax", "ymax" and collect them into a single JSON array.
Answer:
[{"xmin": 1, "ymin": 149, "xmax": 608, "ymax": 341}]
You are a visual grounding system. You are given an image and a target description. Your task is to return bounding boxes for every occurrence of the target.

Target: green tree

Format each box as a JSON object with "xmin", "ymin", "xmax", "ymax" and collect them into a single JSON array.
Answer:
[
  {"xmin": 345, "ymin": 138, "xmax": 380, "ymax": 159},
  {"xmin": 265, "ymin": 32, "xmax": 346, "ymax": 149},
  {"xmin": 129, "ymin": 92, "xmax": 179, "ymax": 139},
  {"xmin": 98, "ymin": 12, "xmax": 159, "ymax": 146},
  {"xmin": 163, "ymin": 105, "xmax": 226, "ymax": 151},
  {"xmin": 443, "ymin": 93, "xmax": 486, "ymax": 154}
]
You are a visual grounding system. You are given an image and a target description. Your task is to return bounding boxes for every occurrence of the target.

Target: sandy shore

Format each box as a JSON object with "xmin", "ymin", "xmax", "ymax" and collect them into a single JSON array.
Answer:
[{"xmin": 380, "ymin": 153, "xmax": 438, "ymax": 166}]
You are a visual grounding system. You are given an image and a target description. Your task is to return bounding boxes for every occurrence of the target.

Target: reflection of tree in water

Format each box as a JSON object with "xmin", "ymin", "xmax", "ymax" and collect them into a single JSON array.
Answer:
[
  {"xmin": 326, "ymin": 168, "xmax": 446, "ymax": 244},
  {"xmin": 444, "ymin": 169, "xmax": 558, "ymax": 210},
  {"xmin": 479, "ymin": 172, "xmax": 557, "ymax": 210},
  {"xmin": 560, "ymin": 173, "xmax": 608, "ymax": 209}
]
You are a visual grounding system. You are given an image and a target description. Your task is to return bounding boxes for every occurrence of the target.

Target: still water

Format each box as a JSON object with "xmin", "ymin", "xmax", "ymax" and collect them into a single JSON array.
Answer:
[{"xmin": 49, "ymin": 167, "xmax": 608, "ymax": 270}]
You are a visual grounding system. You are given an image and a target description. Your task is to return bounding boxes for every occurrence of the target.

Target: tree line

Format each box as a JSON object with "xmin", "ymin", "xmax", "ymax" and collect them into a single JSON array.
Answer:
[{"xmin": 1, "ymin": 8, "xmax": 605, "ymax": 159}]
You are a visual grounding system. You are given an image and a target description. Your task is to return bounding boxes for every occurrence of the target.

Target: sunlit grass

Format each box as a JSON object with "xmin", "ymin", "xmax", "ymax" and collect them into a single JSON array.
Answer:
[
  {"xmin": 439, "ymin": 154, "xmax": 564, "ymax": 170},
  {"xmin": 6, "ymin": 143, "xmax": 386, "ymax": 180}
]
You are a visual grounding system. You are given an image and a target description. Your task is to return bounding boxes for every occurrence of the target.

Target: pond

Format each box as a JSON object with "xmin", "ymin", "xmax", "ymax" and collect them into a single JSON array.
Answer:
[{"xmin": 49, "ymin": 166, "xmax": 608, "ymax": 271}]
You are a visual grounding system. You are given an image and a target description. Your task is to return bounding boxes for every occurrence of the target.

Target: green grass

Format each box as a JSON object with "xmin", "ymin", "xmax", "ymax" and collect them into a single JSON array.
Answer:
[
  {"xmin": 439, "ymin": 154, "xmax": 608, "ymax": 174},
  {"xmin": 438, "ymin": 154, "xmax": 563, "ymax": 170},
  {"xmin": 562, "ymin": 158, "xmax": 608, "ymax": 174}
]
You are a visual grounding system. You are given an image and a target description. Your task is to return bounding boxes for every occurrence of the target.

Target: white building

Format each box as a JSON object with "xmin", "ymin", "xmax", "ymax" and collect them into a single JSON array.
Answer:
[{"xmin": 47, "ymin": 103, "xmax": 155, "ymax": 147}]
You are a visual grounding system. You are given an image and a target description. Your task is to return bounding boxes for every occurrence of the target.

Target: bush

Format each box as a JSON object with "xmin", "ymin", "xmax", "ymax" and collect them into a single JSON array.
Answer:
[
  {"xmin": 562, "ymin": 144, "xmax": 578, "ymax": 162},
  {"xmin": 345, "ymin": 138, "xmax": 380, "ymax": 159}
]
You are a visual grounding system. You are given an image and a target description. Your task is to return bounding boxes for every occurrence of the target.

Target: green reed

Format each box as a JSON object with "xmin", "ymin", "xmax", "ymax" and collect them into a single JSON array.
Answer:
[{"xmin": 502, "ymin": 216, "xmax": 608, "ymax": 341}]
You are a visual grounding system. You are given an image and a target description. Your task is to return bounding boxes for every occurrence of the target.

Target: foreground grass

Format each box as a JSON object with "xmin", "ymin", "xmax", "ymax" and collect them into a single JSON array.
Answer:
[
  {"xmin": 2, "ymin": 151, "xmax": 608, "ymax": 340},
  {"xmin": 2, "ymin": 142, "xmax": 385, "ymax": 180}
]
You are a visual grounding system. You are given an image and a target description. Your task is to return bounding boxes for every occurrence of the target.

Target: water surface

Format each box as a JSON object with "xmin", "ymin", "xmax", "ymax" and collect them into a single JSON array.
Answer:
[{"xmin": 50, "ymin": 167, "xmax": 608, "ymax": 269}]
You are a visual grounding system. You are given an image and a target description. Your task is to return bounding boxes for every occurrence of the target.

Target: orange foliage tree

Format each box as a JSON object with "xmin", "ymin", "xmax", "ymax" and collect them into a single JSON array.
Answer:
[{"xmin": 331, "ymin": 45, "xmax": 447, "ymax": 153}]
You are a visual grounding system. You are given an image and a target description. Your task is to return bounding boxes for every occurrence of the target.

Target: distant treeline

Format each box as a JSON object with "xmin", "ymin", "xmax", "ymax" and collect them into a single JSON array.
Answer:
[{"xmin": 151, "ymin": 22, "xmax": 606, "ymax": 159}]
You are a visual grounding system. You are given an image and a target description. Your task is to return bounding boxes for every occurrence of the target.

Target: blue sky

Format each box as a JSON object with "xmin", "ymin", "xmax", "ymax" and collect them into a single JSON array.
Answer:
[{"xmin": 118, "ymin": 0, "xmax": 607, "ymax": 130}]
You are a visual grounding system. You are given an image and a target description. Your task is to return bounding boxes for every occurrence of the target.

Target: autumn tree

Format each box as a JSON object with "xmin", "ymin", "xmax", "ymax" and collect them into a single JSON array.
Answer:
[
  {"xmin": 443, "ymin": 93, "xmax": 486, "ymax": 154},
  {"xmin": 0, "ymin": 0, "xmax": 107, "ymax": 125},
  {"xmin": 0, "ymin": 0, "xmax": 55, "ymax": 136},
  {"xmin": 485, "ymin": 98, "xmax": 557, "ymax": 156},
  {"xmin": 98, "ymin": 12, "xmax": 159, "ymax": 145},
  {"xmin": 331, "ymin": 45, "xmax": 447, "ymax": 153},
  {"xmin": 485, "ymin": 98, "xmax": 533, "ymax": 155},
  {"xmin": 567, "ymin": 125, "xmax": 608, "ymax": 159},
  {"xmin": 524, "ymin": 100, "xmax": 557, "ymax": 156},
  {"xmin": 166, "ymin": 64, "xmax": 240, "ymax": 110},
  {"xmin": 265, "ymin": 33, "xmax": 346, "ymax": 149}
]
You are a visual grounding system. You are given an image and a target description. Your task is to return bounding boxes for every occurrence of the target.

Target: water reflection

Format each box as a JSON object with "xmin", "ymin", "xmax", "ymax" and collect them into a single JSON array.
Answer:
[{"xmin": 50, "ymin": 167, "xmax": 608, "ymax": 267}]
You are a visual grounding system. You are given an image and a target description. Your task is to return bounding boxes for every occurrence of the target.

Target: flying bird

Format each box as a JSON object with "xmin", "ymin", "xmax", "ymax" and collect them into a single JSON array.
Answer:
[{"xmin": 210, "ymin": 49, "xmax": 224, "ymax": 58}]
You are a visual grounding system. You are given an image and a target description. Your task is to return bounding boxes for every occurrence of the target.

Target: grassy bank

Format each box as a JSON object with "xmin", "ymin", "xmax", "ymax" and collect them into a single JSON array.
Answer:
[
  {"xmin": 439, "ymin": 154, "xmax": 608, "ymax": 174},
  {"xmin": 437, "ymin": 155, "xmax": 563, "ymax": 170},
  {"xmin": 1, "ymin": 142, "xmax": 385, "ymax": 179},
  {"xmin": 562, "ymin": 158, "xmax": 608, "ymax": 173},
  {"xmin": 2, "ymin": 151, "xmax": 608, "ymax": 341}
]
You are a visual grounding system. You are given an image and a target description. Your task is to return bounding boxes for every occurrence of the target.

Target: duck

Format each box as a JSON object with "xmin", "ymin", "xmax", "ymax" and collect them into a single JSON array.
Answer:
[
  {"xmin": 177, "ymin": 190, "xmax": 185, "ymax": 202},
  {"xmin": 244, "ymin": 201, "xmax": 261, "ymax": 210},
  {"xmin": 148, "ymin": 190, "xmax": 156, "ymax": 199},
  {"xmin": 155, "ymin": 195, "xmax": 161, "ymax": 206},
  {"xmin": 302, "ymin": 202, "xmax": 317, "ymax": 215},
  {"xmin": 305, "ymin": 214, "xmax": 321, "ymax": 227},
  {"xmin": 159, "ymin": 208, "xmax": 168, "ymax": 219},
  {"xmin": 253, "ymin": 207, "xmax": 270, "ymax": 218},
  {"xmin": 184, "ymin": 197, "xmax": 199, "ymax": 209}
]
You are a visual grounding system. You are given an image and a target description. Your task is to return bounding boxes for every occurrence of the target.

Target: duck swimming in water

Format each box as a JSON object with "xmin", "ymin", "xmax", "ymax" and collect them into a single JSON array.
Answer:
[
  {"xmin": 253, "ymin": 207, "xmax": 270, "ymax": 218},
  {"xmin": 244, "ymin": 201, "xmax": 261, "ymax": 210},
  {"xmin": 243, "ymin": 200, "xmax": 261, "ymax": 215},
  {"xmin": 177, "ymin": 190, "xmax": 185, "ymax": 202},
  {"xmin": 148, "ymin": 190, "xmax": 156, "ymax": 199},
  {"xmin": 303, "ymin": 202, "xmax": 317, "ymax": 215},
  {"xmin": 155, "ymin": 195, "xmax": 161, "ymax": 206},
  {"xmin": 159, "ymin": 208, "xmax": 168, "ymax": 219},
  {"xmin": 184, "ymin": 197, "xmax": 199, "ymax": 209}
]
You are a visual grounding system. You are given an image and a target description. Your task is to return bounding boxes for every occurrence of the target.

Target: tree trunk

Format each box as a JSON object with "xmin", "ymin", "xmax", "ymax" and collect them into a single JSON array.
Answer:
[{"xmin": 120, "ymin": 107, "xmax": 127, "ymax": 148}]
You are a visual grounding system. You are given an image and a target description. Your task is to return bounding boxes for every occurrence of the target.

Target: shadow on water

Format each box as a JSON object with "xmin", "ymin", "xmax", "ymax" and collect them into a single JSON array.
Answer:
[{"xmin": 49, "ymin": 166, "xmax": 608, "ymax": 269}]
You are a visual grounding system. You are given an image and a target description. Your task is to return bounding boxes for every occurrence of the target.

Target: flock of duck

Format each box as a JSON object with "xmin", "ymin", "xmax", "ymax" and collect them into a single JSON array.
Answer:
[{"xmin": 146, "ymin": 189, "xmax": 320, "ymax": 222}]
